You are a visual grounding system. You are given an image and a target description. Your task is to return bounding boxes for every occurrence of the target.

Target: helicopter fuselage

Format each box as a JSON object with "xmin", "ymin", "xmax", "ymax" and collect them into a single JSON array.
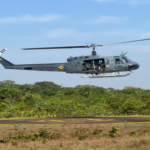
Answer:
[
  {"xmin": 66, "ymin": 55, "xmax": 139, "ymax": 74},
  {"xmin": 0, "ymin": 54, "xmax": 139, "ymax": 76}
]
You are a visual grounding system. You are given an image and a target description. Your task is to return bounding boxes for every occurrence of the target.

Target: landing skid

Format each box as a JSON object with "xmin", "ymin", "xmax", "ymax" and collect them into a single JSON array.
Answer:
[{"xmin": 81, "ymin": 73, "xmax": 130, "ymax": 78}]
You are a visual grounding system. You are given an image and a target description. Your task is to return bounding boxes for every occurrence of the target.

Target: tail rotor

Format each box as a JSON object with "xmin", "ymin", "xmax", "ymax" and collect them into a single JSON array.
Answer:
[{"xmin": 0, "ymin": 48, "xmax": 7, "ymax": 55}]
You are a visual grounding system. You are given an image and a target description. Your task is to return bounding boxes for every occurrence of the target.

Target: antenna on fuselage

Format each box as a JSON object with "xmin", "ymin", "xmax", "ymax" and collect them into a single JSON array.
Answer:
[
  {"xmin": 120, "ymin": 51, "xmax": 124, "ymax": 56},
  {"xmin": 122, "ymin": 51, "xmax": 128, "ymax": 56}
]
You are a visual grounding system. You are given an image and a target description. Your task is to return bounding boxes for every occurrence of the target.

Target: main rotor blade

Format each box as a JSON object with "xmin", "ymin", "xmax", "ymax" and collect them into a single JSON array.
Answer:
[
  {"xmin": 98, "ymin": 38, "xmax": 150, "ymax": 46},
  {"xmin": 22, "ymin": 38, "xmax": 150, "ymax": 50},
  {"xmin": 22, "ymin": 45, "xmax": 90, "ymax": 50}
]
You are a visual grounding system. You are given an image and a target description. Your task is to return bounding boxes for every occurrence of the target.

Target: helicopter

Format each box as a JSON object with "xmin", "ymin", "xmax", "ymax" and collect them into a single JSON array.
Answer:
[{"xmin": 0, "ymin": 38, "xmax": 150, "ymax": 78}]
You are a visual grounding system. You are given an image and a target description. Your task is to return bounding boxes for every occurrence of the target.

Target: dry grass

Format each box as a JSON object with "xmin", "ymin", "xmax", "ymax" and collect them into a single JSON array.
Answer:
[{"xmin": 0, "ymin": 123, "xmax": 150, "ymax": 150}]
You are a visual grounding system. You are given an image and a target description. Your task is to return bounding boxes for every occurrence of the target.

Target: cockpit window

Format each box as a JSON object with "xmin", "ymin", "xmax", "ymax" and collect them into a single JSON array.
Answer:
[
  {"xmin": 115, "ymin": 58, "xmax": 124, "ymax": 64},
  {"xmin": 122, "ymin": 56, "xmax": 129, "ymax": 63}
]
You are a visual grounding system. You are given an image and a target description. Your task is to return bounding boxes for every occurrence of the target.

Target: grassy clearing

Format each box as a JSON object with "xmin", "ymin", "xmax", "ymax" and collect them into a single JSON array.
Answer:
[{"xmin": 0, "ymin": 123, "xmax": 150, "ymax": 149}]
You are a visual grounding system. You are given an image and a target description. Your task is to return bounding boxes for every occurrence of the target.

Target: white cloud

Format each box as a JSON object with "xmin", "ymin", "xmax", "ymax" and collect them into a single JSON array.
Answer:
[
  {"xmin": 141, "ymin": 32, "xmax": 150, "ymax": 38},
  {"xmin": 93, "ymin": 0, "xmax": 150, "ymax": 4},
  {"xmin": 48, "ymin": 28, "xmax": 78, "ymax": 38},
  {"xmin": 48, "ymin": 28, "xmax": 92, "ymax": 38},
  {"xmin": 93, "ymin": 16, "xmax": 121, "ymax": 24},
  {"xmin": 0, "ymin": 14, "xmax": 63, "ymax": 24},
  {"xmin": 118, "ymin": 45, "xmax": 150, "ymax": 52},
  {"xmin": 127, "ymin": 0, "xmax": 150, "ymax": 4},
  {"xmin": 45, "ymin": 28, "xmax": 150, "ymax": 47}
]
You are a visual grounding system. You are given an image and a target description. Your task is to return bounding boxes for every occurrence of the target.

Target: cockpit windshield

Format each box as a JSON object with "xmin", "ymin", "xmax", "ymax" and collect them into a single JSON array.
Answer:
[{"xmin": 121, "ymin": 56, "xmax": 131, "ymax": 63}]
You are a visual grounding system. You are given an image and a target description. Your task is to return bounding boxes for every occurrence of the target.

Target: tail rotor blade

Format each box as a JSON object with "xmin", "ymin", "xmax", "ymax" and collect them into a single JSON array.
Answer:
[{"xmin": 0, "ymin": 48, "xmax": 7, "ymax": 55}]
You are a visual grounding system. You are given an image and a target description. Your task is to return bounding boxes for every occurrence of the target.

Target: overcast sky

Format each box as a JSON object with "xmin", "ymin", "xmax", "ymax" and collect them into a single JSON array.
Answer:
[{"xmin": 0, "ymin": 0, "xmax": 150, "ymax": 89}]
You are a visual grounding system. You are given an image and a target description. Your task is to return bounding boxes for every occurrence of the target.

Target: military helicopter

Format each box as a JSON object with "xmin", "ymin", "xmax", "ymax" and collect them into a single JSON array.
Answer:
[{"xmin": 0, "ymin": 38, "xmax": 150, "ymax": 78}]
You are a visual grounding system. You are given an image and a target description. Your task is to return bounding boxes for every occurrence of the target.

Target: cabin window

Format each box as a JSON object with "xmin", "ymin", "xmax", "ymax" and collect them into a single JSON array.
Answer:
[
  {"xmin": 115, "ymin": 58, "xmax": 121, "ymax": 64},
  {"xmin": 106, "ymin": 59, "xmax": 109, "ymax": 65},
  {"xmin": 73, "ymin": 57, "xmax": 78, "ymax": 60},
  {"xmin": 111, "ymin": 60, "xmax": 114, "ymax": 65}
]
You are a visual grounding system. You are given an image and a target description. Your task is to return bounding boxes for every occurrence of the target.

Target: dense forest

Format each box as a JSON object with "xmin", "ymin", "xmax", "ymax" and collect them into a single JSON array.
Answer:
[{"xmin": 0, "ymin": 80, "xmax": 150, "ymax": 118}]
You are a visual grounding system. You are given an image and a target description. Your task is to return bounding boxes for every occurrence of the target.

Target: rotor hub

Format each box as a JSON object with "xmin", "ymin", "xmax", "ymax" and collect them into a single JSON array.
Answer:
[
  {"xmin": 91, "ymin": 44, "xmax": 97, "ymax": 55},
  {"xmin": 92, "ymin": 50, "xmax": 97, "ymax": 55}
]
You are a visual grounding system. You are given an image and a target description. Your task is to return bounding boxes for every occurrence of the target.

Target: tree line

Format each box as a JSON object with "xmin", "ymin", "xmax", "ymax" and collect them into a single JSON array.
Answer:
[{"xmin": 0, "ymin": 80, "xmax": 150, "ymax": 118}]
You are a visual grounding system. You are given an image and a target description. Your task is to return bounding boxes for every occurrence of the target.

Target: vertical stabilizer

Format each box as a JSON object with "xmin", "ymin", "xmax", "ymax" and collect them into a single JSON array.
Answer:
[{"xmin": 0, "ymin": 57, "xmax": 14, "ymax": 68}]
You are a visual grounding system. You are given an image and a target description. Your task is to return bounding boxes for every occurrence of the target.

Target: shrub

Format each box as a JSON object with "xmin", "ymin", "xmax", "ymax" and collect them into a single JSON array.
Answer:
[
  {"xmin": 93, "ymin": 129, "xmax": 103, "ymax": 138},
  {"xmin": 143, "ymin": 130, "xmax": 148, "ymax": 134},
  {"xmin": 130, "ymin": 131, "xmax": 137, "ymax": 136},
  {"xmin": 76, "ymin": 130, "xmax": 88, "ymax": 140},
  {"xmin": 12, "ymin": 140, "xmax": 18, "ymax": 146},
  {"xmin": 108, "ymin": 127, "xmax": 119, "ymax": 138}
]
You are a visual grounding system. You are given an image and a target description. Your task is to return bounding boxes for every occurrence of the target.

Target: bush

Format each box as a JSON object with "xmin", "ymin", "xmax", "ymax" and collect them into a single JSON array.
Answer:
[
  {"xmin": 108, "ymin": 127, "xmax": 119, "ymax": 138},
  {"xmin": 93, "ymin": 129, "xmax": 103, "ymax": 138},
  {"xmin": 76, "ymin": 130, "xmax": 88, "ymax": 140},
  {"xmin": 130, "ymin": 131, "xmax": 137, "ymax": 136},
  {"xmin": 12, "ymin": 140, "xmax": 18, "ymax": 146}
]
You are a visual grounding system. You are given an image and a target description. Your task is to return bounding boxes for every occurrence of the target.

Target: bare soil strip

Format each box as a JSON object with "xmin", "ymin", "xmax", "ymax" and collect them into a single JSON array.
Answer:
[{"xmin": 0, "ymin": 117, "xmax": 150, "ymax": 124}]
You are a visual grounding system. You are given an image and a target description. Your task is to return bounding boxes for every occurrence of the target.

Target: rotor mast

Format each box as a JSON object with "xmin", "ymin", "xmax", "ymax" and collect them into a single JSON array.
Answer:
[{"xmin": 91, "ymin": 44, "xmax": 97, "ymax": 55}]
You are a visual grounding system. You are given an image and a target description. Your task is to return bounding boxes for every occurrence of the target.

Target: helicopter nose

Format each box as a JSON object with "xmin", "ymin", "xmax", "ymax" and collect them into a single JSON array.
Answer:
[{"xmin": 128, "ymin": 63, "xmax": 140, "ymax": 70}]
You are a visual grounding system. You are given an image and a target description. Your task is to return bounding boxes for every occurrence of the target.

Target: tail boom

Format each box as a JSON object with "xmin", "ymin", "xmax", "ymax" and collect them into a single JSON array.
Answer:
[
  {"xmin": 0, "ymin": 57, "xmax": 66, "ymax": 72},
  {"xmin": 11, "ymin": 63, "xmax": 66, "ymax": 72}
]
